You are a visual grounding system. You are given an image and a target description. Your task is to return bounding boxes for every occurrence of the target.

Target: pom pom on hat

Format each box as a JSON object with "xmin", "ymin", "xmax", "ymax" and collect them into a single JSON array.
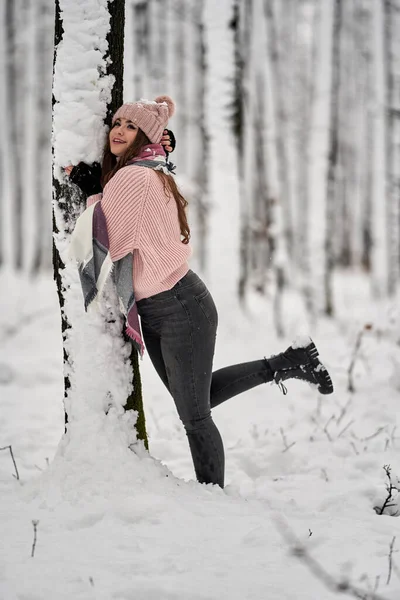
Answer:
[
  {"xmin": 154, "ymin": 95, "xmax": 175, "ymax": 118},
  {"xmin": 112, "ymin": 95, "xmax": 176, "ymax": 143}
]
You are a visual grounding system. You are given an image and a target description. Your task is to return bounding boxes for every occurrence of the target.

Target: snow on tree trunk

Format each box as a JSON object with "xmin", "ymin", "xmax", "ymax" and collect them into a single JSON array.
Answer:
[
  {"xmin": 52, "ymin": 0, "xmax": 147, "ymax": 453},
  {"xmin": 370, "ymin": 0, "xmax": 389, "ymax": 297}
]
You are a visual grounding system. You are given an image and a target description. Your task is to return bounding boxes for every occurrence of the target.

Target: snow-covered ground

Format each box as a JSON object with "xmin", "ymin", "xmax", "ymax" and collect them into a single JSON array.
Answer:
[{"xmin": 1, "ymin": 267, "xmax": 400, "ymax": 600}]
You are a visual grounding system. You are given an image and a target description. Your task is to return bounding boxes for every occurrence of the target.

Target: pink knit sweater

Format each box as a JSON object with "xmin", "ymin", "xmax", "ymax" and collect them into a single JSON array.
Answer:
[{"xmin": 87, "ymin": 166, "xmax": 191, "ymax": 300}]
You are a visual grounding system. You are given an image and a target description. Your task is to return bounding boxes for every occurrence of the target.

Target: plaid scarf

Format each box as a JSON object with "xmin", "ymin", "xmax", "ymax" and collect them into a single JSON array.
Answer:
[{"xmin": 69, "ymin": 145, "xmax": 175, "ymax": 357}]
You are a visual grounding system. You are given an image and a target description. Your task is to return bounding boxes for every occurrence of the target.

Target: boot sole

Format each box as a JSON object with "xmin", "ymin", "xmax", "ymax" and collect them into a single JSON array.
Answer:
[{"xmin": 305, "ymin": 341, "xmax": 334, "ymax": 395}]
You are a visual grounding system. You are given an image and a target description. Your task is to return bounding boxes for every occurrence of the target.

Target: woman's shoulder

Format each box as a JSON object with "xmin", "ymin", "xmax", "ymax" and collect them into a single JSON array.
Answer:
[{"xmin": 104, "ymin": 165, "xmax": 150, "ymax": 193}]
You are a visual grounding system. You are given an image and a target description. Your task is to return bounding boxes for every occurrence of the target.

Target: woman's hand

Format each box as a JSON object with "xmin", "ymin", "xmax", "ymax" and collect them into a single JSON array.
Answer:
[
  {"xmin": 63, "ymin": 162, "xmax": 103, "ymax": 197},
  {"xmin": 161, "ymin": 129, "xmax": 176, "ymax": 154}
]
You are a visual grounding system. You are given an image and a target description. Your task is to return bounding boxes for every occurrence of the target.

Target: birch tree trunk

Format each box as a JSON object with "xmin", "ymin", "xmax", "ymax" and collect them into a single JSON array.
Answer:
[
  {"xmin": 384, "ymin": 0, "xmax": 399, "ymax": 295},
  {"xmin": 5, "ymin": 0, "xmax": 24, "ymax": 269},
  {"xmin": 324, "ymin": 0, "xmax": 343, "ymax": 316},
  {"xmin": 263, "ymin": 0, "xmax": 293, "ymax": 260},
  {"xmin": 31, "ymin": 0, "xmax": 53, "ymax": 273},
  {"xmin": 298, "ymin": 0, "xmax": 320, "ymax": 316},
  {"xmin": 53, "ymin": 0, "xmax": 147, "ymax": 447},
  {"xmin": 307, "ymin": 0, "xmax": 334, "ymax": 316},
  {"xmin": 370, "ymin": 0, "xmax": 388, "ymax": 297}
]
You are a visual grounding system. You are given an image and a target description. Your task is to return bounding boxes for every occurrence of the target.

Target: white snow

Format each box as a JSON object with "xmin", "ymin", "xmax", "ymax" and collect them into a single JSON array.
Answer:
[
  {"xmin": 52, "ymin": 0, "xmax": 114, "ymax": 173},
  {"xmin": 291, "ymin": 335, "xmax": 312, "ymax": 350},
  {"xmin": 2, "ymin": 269, "xmax": 400, "ymax": 600}
]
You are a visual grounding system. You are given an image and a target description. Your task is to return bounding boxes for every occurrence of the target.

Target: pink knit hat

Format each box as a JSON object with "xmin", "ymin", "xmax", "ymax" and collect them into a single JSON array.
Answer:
[{"xmin": 112, "ymin": 95, "xmax": 175, "ymax": 143}]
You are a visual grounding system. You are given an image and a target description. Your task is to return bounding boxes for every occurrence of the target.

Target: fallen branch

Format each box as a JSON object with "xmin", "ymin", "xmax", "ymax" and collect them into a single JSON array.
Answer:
[
  {"xmin": 337, "ymin": 420, "xmax": 354, "ymax": 439},
  {"xmin": 387, "ymin": 536, "xmax": 396, "ymax": 585},
  {"xmin": 348, "ymin": 324, "xmax": 372, "ymax": 393},
  {"xmin": 336, "ymin": 398, "xmax": 352, "ymax": 427},
  {"xmin": 31, "ymin": 520, "xmax": 39, "ymax": 558},
  {"xmin": 280, "ymin": 428, "xmax": 296, "ymax": 453},
  {"xmin": 0, "ymin": 445, "xmax": 20, "ymax": 480},
  {"xmin": 276, "ymin": 518, "xmax": 390, "ymax": 600},
  {"xmin": 374, "ymin": 465, "xmax": 400, "ymax": 516}
]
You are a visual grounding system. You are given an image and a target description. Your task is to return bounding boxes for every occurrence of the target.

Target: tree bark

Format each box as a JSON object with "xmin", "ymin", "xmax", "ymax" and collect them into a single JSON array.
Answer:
[{"xmin": 107, "ymin": 0, "xmax": 148, "ymax": 448}]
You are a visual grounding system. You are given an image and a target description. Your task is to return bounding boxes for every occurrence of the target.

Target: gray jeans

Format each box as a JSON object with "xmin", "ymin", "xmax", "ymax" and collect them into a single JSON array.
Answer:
[{"xmin": 137, "ymin": 270, "xmax": 273, "ymax": 488}]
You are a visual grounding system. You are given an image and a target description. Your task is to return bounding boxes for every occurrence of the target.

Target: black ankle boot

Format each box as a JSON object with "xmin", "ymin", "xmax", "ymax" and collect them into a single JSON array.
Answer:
[{"xmin": 267, "ymin": 338, "xmax": 334, "ymax": 395}]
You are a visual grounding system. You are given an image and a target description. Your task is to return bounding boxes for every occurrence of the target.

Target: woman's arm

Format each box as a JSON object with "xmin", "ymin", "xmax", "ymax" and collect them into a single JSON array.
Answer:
[{"xmin": 101, "ymin": 167, "xmax": 150, "ymax": 262}]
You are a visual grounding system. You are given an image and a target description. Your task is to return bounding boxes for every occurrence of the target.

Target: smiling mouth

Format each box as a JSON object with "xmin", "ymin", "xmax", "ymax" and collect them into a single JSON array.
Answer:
[{"xmin": 112, "ymin": 139, "xmax": 126, "ymax": 144}]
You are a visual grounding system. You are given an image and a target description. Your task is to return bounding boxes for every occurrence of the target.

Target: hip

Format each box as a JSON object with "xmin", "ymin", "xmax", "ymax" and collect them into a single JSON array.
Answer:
[{"xmin": 137, "ymin": 270, "xmax": 218, "ymax": 329}]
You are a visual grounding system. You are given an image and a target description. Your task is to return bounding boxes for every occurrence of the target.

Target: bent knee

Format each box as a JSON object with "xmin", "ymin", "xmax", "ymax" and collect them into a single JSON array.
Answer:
[{"xmin": 183, "ymin": 411, "xmax": 212, "ymax": 432}]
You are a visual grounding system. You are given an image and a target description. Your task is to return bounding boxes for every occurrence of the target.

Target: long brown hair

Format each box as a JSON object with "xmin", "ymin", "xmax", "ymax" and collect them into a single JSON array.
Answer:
[{"xmin": 102, "ymin": 128, "xmax": 190, "ymax": 244}]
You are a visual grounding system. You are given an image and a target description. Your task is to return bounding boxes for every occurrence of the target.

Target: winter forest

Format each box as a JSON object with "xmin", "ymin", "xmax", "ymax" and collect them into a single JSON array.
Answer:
[{"xmin": 2, "ymin": 0, "xmax": 400, "ymax": 598}]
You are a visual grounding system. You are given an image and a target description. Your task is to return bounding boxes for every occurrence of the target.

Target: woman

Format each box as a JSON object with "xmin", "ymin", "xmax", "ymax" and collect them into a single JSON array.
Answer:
[{"xmin": 68, "ymin": 95, "xmax": 333, "ymax": 488}]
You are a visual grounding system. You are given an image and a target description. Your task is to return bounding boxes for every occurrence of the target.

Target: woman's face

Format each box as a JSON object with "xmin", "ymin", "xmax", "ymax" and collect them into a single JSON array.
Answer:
[{"xmin": 109, "ymin": 117, "xmax": 139, "ymax": 157}]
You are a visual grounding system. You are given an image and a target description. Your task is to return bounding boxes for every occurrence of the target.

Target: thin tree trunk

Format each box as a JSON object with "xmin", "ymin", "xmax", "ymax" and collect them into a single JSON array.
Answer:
[
  {"xmin": 371, "ymin": 0, "xmax": 388, "ymax": 296},
  {"xmin": 175, "ymin": 1, "xmax": 187, "ymax": 171},
  {"xmin": 193, "ymin": 0, "xmax": 209, "ymax": 272},
  {"xmin": 5, "ymin": 0, "xmax": 24, "ymax": 269},
  {"xmin": 263, "ymin": 0, "xmax": 293, "ymax": 260},
  {"xmin": 0, "ymin": 0, "xmax": 5, "ymax": 267},
  {"xmin": 324, "ymin": 0, "xmax": 343, "ymax": 316},
  {"xmin": 133, "ymin": 1, "xmax": 147, "ymax": 99},
  {"xmin": 384, "ymin": 0, "xmax": 399, "ymax": 295},
  {"xmin": 32, "ymin": 0, "xmax": 53, "ymax": 273},
  {"xmin": 230, "ymin": 0, "xmax": 252, "ymax": 303},
  {"xmin": 252, "ymin": 72, "xmax": 271, "ymax": 294},
  {"xmin": 300, "ymin": 0, "xmax": 320, "ymax": 318}
]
